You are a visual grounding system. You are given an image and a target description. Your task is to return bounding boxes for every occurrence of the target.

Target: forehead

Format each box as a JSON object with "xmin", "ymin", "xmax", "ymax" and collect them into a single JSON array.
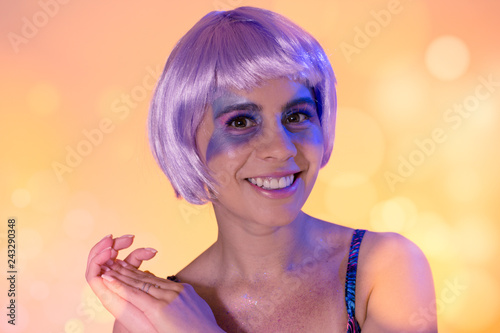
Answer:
[{"xmin": 212, "ymin": 78, "xmax": 314, "ymax": 112}]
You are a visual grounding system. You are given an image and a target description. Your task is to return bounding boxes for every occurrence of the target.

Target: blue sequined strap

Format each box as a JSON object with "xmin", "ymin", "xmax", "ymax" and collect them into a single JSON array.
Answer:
[{"xmin": 345, "ymin": 229, "xmax": 366, "ymax": 333}]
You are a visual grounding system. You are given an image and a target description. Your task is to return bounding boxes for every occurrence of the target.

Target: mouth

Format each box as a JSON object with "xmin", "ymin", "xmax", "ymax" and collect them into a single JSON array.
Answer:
[{"xmin": 246, "ymin": 173, "xmax": 299, "ymax": 190}]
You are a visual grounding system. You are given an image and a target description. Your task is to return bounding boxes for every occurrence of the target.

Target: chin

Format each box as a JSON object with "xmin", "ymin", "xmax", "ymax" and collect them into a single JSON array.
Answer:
[{"xmin": 251, "ymin": 204, "xmax": 304, "ymax": 228}]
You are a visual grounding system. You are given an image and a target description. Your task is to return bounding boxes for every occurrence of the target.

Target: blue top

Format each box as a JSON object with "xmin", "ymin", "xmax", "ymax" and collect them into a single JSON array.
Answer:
[{"xmin": 345, "ymin": 229, "xmax": 366, "ymax": 333}]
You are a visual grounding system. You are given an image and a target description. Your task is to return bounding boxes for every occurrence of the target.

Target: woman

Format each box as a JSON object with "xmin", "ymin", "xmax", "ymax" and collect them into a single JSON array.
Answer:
[{"xmin": 86, "ymin": 7, "xmax": 437, "ymax": 332}]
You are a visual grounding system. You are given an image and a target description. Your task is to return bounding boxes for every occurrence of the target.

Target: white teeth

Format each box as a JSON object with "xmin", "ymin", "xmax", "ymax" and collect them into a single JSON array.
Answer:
[
  {"xmin": 256, "ymin": 178, "xmax": 263, "ymax": 187},
  {"xmin": 247, "ymin": 174, "xmax": 295, "ymax": 190}
]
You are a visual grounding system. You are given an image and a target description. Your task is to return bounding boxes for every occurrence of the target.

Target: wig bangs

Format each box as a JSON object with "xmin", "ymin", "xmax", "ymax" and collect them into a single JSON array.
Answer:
[{"xmin": 210, "ymin": 15, "xmax": 325, "ymax": 97}]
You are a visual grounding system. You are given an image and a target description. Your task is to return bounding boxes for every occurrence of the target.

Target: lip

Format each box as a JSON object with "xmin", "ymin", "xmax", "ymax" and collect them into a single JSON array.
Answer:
[{"xmin": 245, "ymin": 172, "xmax": 301, "ymax": 199}]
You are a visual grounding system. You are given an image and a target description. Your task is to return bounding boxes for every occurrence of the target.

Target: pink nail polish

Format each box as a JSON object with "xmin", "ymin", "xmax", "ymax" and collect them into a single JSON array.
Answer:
[
  {"xmin": 102, "ymin": 274, "xmax": 115, "ymax": 282},
  {"xmin": 145, "ymin": 248, "xmax": 157, "ymax": 253},
  {"xmin": 120, "ymin": 234, "xmax": 134, "ymax": 239},
  {"xmin": 117, "ymin": 260, "xmax": 128, "ymax": 267},
  {"xmin": 100, "ymin": 234, "xmax": 112, "ymax": 242},
  {"xmin": 105, "ymin": 259, "xmax": 114, "ymax": 266},
  {"xmin": 102, "ymin": 266, "xmax": 110, "ymax": 272}
]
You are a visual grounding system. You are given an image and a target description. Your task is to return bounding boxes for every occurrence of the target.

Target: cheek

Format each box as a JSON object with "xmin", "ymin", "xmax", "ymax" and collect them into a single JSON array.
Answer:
[
  {"xmin": 205, "ymin": 129, "xmax": 255, "ymax": 163},
  {"xmin": 205, "ymin": 129, "xmax": 255, "ymax": 188},
  {"xmin": 294, "ymin": 126, "xmax": 324, "ymax": 154}
]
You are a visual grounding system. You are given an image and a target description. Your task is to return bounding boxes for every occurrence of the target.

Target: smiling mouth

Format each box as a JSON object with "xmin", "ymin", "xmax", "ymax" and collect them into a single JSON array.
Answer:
[{"xmin": 246, "ymin": 174, "xmax": 297, "ymax": 190}]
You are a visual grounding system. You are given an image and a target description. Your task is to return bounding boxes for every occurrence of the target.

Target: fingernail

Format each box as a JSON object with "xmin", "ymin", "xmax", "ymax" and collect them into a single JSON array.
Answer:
[
  {"xmin": 145, "ymin": 248, "xmax": 157, "ymax": 253},
  {"xmin": 102, "ymin": 266, "xmax": 111, "ymax": 272},
  {"xmin": 100, "ymin": 234, "xmax": 112, "ymax": 241},
  {"xmin": 102, "ymin": 274, "xmax": 115, "ymax": 282},
  {"xmin": 119, "ymin": 234, "xmax": 134, "ymax": 239},
  {"xmin": 117, "ymin": 260, "xmax": 128, "ymax": 267},
  {"xmin": 105, "ymin": 259, "xmax": 114, "ymax": 266}
]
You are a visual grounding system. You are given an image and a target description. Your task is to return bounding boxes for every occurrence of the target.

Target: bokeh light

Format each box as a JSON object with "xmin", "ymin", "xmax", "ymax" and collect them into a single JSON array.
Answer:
[
  {"xmin": 425, "ymin": 35, "xmax": 470, "ymax": 81},
  {"xmin": 370, "ymin": 196, "xmax": 418, "ymax": 232},
  {"xmin": 409, "ymin": 211, "xmax": 454, "ymax": 260}
]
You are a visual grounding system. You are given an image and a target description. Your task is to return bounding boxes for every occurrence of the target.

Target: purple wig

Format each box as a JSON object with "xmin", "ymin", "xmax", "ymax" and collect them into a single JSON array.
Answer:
[{"xmin": 148, "ymin": 6, "xmax": 337, "ymax": 205}]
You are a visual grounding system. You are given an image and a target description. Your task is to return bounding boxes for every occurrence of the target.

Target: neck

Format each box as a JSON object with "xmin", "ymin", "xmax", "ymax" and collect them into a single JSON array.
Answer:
[{"xmin": 210, "ymin": 207, "xmax": 313, "ymax": 282}]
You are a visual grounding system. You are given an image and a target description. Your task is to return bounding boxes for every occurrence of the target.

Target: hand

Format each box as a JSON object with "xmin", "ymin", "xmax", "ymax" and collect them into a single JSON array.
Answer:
[
  {"xmin": 86, "ymin": 234, "xmax": 159, "ymax": 332},
  {"xmin": 86, "ymin": 234, "xmax": 224, "ymax": 333},
  {"xmin": 101, "ymin": 260, "xmax": 223, "ymax": 333}
]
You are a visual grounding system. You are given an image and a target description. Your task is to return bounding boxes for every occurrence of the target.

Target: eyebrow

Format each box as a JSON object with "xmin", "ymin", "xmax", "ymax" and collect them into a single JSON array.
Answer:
[
  {"xmin": 215, "ymin": 97, "xmax": 317, "ymax": 119},
  {"xmin": 216, "ymin": 103, "xmax": 262, "ymax": 118},
  {"xmin": 281, "ymin": 97, "xmax": 317, "ymax": 112}
]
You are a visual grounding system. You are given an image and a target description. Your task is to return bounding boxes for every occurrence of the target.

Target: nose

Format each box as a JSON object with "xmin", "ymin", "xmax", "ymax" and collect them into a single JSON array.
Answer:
[{"xmin": 256, "ymin": 121, "xmax": 297, "ymax": 161}]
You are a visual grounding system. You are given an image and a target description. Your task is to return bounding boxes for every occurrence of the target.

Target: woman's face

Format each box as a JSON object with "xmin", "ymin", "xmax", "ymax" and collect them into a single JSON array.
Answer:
[{"xmin": 196, "ymin": 78, "xmax": 324, "ymax": 227}]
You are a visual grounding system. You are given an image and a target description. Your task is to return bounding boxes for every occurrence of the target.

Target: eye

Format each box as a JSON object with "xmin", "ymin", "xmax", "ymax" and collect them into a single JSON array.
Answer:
[
  {"xmin": 284, "ymin": 111, "xmax": 310, "ymax": 124},
  {"xmin": 227, "ymin": 115, "xmax": 256, "ymax": 129}
]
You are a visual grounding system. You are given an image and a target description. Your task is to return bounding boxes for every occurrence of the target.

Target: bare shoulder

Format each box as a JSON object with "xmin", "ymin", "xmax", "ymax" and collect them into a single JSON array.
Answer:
[
  {"xmin": 359, "ymin": 231, "xmax": 434, "ymax": 295},
  {"xmin": 357, "ymin": 231, "xmax": 437, "ymax": 333},
  {"xmin": 361, "ymin": 231, "xmax": 429, "ymax": 268},
  {"xmin": 175, "ymin": 244, "xmax": 218, "ymax": 286}
]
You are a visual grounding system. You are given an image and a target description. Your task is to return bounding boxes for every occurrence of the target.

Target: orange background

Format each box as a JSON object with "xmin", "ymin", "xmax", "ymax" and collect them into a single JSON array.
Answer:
[{"xmin": 1, "ymin": 1, "xmax": 499, "ymax": 332}]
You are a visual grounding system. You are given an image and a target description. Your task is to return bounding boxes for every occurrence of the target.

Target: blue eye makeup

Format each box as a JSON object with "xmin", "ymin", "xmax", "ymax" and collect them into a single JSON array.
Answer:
[
  {"xmin": 206, "ymin": 113, "xmax": 258, "ymax": 162},
  {"xmin": 282, "ymin": 108, "xmax": 314, "ymax": 124}
]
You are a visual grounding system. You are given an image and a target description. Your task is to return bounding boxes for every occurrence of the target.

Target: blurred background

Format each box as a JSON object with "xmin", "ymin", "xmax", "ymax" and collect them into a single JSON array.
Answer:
[{"xmin": 1, "ymin": 0, "xmax": 499, "ymax": 332}]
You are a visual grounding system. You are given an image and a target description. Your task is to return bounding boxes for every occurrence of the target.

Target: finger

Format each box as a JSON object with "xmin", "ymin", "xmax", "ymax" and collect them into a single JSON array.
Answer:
[
  {"xmin": 137, "ymin": 281, "xmax": 183, "ymax": 302},
  {"xmin": 102, "ymin": 273, "xmax": 181, "ymax": 310},
  {"xmin": 86, "ymin": 234, "xmax": 113, "ymax": 272},
  {"xmin": 103, "ymin": 269, "xmax": 182, "ymax": 302},
  {"xmin": 107, "ymin": 234, "xmax": 135, "ymax": 263},
  {"xmin": 95, "ymin": 275, "xmax": 157, "ymax": 332},
  {"xmin": 93, "ymin": 234, "xmax": 134, "ymax": 269},
  {"xmin": 123, "ymin": 247, "xmax": 158, "ymax": 268},
  {"xmin": 108, "ymin": 260, "xmax": 165, "ymax": 288},
  {"xmin": 86, "ymin": 246, "xmax": 116, "ymax": 282},
  {"xmin": 112, "ymin": 234, "xmax": 135, "ymax": 253}
]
